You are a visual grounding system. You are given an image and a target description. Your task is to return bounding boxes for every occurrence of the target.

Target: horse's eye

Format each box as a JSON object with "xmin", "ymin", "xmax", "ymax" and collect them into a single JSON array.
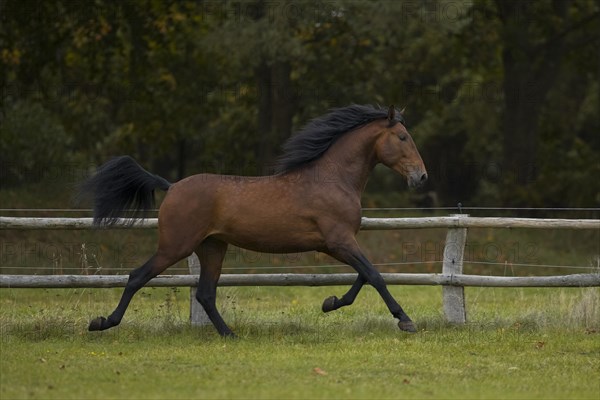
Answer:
[{"xmin": 399, "ymin": 134, "xmax": 407, "ymax": 142}]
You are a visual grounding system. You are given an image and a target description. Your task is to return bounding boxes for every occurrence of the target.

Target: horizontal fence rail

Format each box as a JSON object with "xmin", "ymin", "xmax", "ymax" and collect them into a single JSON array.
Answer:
[
  {"xmin": 1, "ymin": 216, "xmax": 598, "ymax": 230},
  {"xmin": 1, "ymin": 273, "xmax": 598, "ymax": 289}
]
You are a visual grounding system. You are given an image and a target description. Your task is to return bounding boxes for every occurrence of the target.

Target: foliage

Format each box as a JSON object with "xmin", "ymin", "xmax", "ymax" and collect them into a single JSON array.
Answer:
[
  {"xmin": 1, "ymin": 0, "xmax": 598, "ymax": 206},
  {"xmin": 0, "ymin": 100, "xmax": 73, "ymax": 186}
]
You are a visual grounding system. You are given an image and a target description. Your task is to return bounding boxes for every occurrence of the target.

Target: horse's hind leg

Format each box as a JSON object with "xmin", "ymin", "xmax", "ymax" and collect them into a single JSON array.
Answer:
[
  {"xmin": 194, "ymin": 237, "xmax": 234, "ymax": 337},
  {"xmin": 88, "ymin": 251, "xmax": 186, "ymax": 331},
  {"xmin": 322, "ymin": 275, "xmax": 365, "ymax": 313}
]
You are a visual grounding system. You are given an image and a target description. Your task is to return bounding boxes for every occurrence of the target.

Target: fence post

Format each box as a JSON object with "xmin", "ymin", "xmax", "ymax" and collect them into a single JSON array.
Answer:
[
  {"xmin": 188, "ymin": 254, "xmax": 211, "ymax": 326},
  {"xmin": 442, "ymin": 214, "xmax": 468, "ymax": 324}
]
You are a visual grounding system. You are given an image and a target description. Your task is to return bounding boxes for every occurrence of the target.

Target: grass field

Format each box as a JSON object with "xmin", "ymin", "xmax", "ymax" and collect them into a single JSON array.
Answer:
[{"xmin": 1, "ymin": 285, "xmax": 599, "ymax": 399}]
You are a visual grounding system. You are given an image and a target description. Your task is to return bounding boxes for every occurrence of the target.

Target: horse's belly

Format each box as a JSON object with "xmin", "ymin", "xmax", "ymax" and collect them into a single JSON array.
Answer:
[{"xmin": 213, "ymin": 222, "xmax": 326, "ymax": 254}]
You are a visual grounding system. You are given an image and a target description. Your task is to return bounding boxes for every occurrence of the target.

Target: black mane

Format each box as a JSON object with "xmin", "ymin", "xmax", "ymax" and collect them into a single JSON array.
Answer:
[{"xmin": 276, "ymin": 104, "xmax": 404, "ymax": 173}]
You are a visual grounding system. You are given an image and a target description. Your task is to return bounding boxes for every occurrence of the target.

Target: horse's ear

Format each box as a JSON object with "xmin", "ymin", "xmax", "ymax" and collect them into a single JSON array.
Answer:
[
  {"xmin": 399, "ymin": 107, "xmax": 406, "ymax": 116},
  {"xmin": 387, "ymin": 105, "xmax": 396, "ymax": 127}
]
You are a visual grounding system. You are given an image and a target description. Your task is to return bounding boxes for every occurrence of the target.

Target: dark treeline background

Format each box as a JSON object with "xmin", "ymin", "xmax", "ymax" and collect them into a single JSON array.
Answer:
[{"xmin": 1, "ymin": 0, "xmax": 599, "ymax": 208}]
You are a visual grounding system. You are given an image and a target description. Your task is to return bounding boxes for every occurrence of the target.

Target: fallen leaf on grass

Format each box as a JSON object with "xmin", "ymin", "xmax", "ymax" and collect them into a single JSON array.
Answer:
[
  {"xmin": 313, "ymin": 367, "xmax": 328, "ymax": 376},
  {"xmin": 402, "ymin": 379, "xmax": 410, "ymax": 384},
  {"xmin": 534, "ymin": 341, "xmax": 546, "ymax": 349}
]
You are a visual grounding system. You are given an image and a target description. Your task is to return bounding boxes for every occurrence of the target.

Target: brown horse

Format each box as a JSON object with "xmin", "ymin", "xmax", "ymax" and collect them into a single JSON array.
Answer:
[{"xmin": 79, "ymin": 104, "xmax": 427, "ymax": 337}]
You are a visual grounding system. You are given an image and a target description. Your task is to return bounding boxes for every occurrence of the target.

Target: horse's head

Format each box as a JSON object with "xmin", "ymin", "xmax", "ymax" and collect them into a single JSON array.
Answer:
[{"xmin": 375, "ymin": 105, "xmax": 428, "ymax": 188}]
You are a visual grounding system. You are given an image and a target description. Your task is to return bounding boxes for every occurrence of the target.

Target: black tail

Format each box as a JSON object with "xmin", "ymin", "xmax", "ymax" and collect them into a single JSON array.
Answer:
[{"xmin": 77, "ymin": 156, "xmax": 172, "ymax": 226}]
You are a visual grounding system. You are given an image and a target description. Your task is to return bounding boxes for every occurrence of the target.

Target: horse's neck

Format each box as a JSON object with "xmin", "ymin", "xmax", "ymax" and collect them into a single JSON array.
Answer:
[{"xmin": 313, "ymin": 124, "xmax": 380, "ymax": 195}]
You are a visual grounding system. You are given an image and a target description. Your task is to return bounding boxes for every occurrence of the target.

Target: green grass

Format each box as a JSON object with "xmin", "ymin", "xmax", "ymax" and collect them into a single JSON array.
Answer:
[{"xmin": 1, "ymin": 285, "xmax": 599, "ymax": 399}]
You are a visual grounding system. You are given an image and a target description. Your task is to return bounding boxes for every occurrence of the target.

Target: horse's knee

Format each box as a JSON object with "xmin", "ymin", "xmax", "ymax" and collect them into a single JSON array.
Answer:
[
  {"xmin": 365, "ymin": 272, "xmax": 386, "ymax": 290},
  {"xmin": 196, "ymin": 292, "xmax": 216, "ymax": 311}
]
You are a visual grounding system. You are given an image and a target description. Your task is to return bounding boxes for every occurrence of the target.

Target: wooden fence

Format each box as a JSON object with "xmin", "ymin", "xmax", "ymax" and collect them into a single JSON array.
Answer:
[{"xmin": 1, "ymin": 215, "xmax": 598, "ymax": 326}]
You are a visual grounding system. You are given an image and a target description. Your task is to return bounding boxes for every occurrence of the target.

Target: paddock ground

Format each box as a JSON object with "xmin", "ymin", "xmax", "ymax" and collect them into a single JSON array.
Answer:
[{"xmin": 1, "ymin": 285, "xmax": 598, "ymax": 399}]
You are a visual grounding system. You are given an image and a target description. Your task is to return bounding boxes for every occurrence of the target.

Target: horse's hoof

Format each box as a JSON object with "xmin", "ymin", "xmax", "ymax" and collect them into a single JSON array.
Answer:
[
  {"xmin": 398, "ymin": 320, "xmax": 417, "ymax": 333},
  {"xmin": 322, "ymin": 296, "xmax": 338, "ymax": 313},
  {"xmin": 223, "ymin": 332, "xmax": 238, "ymax": 340},
  {"xmin": 88, "ymin": 316, "xmax": 107, "ymax": 331}
]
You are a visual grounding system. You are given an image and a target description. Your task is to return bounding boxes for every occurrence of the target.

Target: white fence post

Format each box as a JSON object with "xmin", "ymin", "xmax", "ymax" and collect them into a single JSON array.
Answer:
[
  {"xmin": 442, "ymin": 214, "xmax": 468, "ymax": 324},
  {"xmin": 188, "ymin": 254, "xmax": 211, "ymax": 326}
]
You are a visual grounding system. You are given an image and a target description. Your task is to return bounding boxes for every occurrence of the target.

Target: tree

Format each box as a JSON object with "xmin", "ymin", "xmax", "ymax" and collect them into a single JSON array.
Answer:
[
  {"xmin": 494, "ymin": 0, "xmax": 600, "ymax": 204},
  {"xmin": 2, "ymin": 0, "xmax": 598, "ymax": 209}
]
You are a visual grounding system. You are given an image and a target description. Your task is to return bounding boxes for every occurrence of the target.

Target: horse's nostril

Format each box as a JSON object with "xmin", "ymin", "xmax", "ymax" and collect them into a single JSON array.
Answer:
[{"xmin": 421, "ymin": 173, "xmax": 428, "ymax": 182}]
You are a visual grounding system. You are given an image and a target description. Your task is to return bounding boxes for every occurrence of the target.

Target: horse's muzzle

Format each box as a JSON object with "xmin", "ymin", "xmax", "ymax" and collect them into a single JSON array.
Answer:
[{"xmin": 408, "ymin": 171, "xmax": 428, "ymax": 188}]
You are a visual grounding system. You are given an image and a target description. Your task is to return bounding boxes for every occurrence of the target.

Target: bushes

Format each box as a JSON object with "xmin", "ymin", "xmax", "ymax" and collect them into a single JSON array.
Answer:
[{"xmin": 1, "ymin": 100, "xmax": 74, "ymax": 187}]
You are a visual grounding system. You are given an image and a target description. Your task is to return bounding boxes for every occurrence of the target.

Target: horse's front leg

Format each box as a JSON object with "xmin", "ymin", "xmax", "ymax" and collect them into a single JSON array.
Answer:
[
  {"xmin": 322, "ymin": 275, "xmax": 365, "ymax": 312},
  {"xmin": 325, "ymin": 238, "xmax": 417, "ymax": 333}
]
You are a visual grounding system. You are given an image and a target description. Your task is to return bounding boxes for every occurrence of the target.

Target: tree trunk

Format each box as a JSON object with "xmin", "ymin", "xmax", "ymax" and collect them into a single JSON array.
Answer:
[
  {"xmin": 177, "ymin": 138, "xmax": 186, "ymax": 181},
  {"xmin": 496, "ymin": 0, "xmax": 567, "ymax": 204},
  {"xmin": 270, "ymin": 61, "xmax": 293, "ymax": 162},
  {"xmin": 256, "ymin": 61, "xmax": 294, "ymax": 173},
  {"xmin": 256, "ymin": 61, "xmax": 272, "ymax": 168}
]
